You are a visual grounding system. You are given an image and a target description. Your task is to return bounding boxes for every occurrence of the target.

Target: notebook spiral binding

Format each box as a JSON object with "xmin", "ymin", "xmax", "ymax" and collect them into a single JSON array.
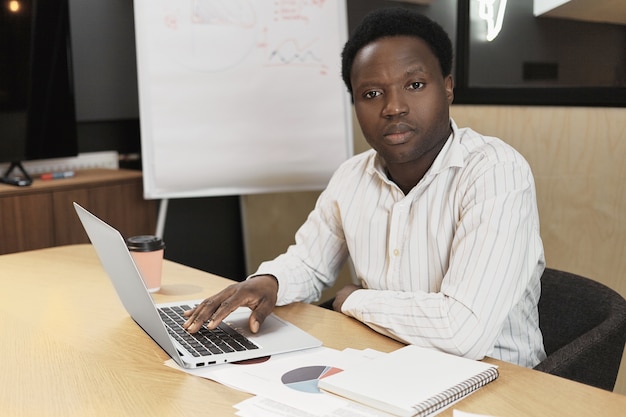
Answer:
[{"xmin": 411, "ymin": 367, "xmax": 500, "ymax": 417}]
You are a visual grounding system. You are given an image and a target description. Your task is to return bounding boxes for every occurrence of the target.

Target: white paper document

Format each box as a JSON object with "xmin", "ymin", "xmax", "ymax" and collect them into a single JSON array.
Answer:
[{"xmin": 166, "ymin": 346, "xmax": 391, "ymax": 416}]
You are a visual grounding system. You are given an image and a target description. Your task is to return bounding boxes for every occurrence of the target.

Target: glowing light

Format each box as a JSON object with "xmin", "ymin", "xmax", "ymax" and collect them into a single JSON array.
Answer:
[
  {"xmin": 8, "ymin": 0, "xmax": 20, "ymax": 13},
  {"xmin": 477, "ymin": 0, "xmax": 507, "ymax": 41}
]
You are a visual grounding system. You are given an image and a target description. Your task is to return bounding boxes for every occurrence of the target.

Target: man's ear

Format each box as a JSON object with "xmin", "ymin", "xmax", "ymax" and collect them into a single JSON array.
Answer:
[{"xmin": 445, "ymin": 75, "xmax": 454, "ymax": 104}]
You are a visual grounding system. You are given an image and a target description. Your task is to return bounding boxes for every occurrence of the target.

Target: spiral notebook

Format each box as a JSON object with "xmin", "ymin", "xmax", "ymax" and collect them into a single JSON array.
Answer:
[{"xmin": 318, "ymin": 345, "xmax": 499, "ymax": 417}]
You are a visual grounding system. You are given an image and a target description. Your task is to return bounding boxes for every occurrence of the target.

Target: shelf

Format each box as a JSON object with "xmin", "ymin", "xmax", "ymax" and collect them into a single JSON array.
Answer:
[
  {"xmin": 534, "ymin": 0, "xmax": 626, "ymax": 25},
  {"xmin": 0, "ymin": 169, "xmax": 157, "ymax": 255}
]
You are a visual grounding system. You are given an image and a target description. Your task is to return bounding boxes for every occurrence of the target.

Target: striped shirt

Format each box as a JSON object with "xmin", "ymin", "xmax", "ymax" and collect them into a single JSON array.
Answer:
[{"xmin": 254, "ymin": 119, "xmax": 546, "ymax": 367}]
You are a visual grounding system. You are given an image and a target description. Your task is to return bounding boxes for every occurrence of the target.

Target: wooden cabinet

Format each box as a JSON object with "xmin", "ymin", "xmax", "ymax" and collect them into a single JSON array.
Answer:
[{"xmin": 0, "ymin": 169, "xmax": 157, "ymax": 255}]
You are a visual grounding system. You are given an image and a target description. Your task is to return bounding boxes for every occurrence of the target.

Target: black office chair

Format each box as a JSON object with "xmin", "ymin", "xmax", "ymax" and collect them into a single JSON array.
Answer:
[{"xmin": 534, "ymin": 268, "xmax": 626, "ymax": 391}]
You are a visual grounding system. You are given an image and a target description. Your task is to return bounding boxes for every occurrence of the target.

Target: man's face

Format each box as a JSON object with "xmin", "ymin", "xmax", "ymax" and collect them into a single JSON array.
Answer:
[{"xmin": 351, "ymin": 35, "xmax": 454, "ymax": 169}]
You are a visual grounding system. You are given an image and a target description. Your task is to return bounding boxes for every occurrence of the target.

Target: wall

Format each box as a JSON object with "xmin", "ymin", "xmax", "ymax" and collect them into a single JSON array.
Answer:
[{"xmin": 241, "ymin": 105, "xmax": 626, "ymax": 394}]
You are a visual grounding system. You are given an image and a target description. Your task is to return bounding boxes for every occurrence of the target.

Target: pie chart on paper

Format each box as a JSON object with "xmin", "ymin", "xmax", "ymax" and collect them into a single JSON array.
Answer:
[{"xmin": 281, "ymin": 365, "xmax": 343, "ymax": 394}]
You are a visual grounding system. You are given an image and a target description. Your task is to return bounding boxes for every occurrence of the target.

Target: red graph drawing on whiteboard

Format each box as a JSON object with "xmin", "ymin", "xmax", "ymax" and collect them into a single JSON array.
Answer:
[
  {"xmin": 274, "ymin": 0, "xmax": 329, "ymax": 23},
  {"xmin": 161, "ymin": 0, "xmax": 258, "ymax": 72}
]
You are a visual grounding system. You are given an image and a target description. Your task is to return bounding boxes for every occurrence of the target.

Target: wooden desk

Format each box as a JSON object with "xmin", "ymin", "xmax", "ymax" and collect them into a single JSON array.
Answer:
[{"xmin": 1, "ymin": 245, "xmax": 625, "ymax": 416}]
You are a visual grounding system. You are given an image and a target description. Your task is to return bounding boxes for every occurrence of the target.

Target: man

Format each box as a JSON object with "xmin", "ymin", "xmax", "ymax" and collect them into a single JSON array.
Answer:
[{"xmin": 184, "ymin": 8, "xmax": 546, "ymax": 367}]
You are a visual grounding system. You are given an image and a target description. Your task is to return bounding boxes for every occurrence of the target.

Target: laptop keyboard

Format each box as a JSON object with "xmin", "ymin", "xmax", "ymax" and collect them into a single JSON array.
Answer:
[{"xmin": 158, "ymin": 305, "xmax": 259, "ymax": 357}]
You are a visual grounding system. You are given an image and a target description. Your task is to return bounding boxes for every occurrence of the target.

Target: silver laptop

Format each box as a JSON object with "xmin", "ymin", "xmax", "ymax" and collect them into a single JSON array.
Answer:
[{"xmin": 73, "ymin": 202, "xmax": 321, "ymax": 369}]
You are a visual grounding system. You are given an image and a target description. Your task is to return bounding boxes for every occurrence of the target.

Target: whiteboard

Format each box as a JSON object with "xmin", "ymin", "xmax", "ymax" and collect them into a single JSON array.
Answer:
[{"xmin": 133, "ymin": 0, "xmax": 353, "ymax": 199}]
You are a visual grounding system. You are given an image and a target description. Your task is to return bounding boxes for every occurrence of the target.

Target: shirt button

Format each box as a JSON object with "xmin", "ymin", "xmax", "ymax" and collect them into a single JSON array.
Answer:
[{"xmin": 393, "ymin": 249, "xmax": 400, "ymax": 256}]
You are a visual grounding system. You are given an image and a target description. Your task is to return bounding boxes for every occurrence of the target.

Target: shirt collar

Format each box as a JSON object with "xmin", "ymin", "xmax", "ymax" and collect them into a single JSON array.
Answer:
[{"xmin": 429, "ymin": 118, "xmax": 465, "ymax": 174}]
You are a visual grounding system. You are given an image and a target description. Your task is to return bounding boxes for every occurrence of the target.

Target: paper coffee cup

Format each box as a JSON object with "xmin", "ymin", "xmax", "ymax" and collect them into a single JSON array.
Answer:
[{"xmin": 126, "ymin": 235, "xmax": 165, "ymax": 293}]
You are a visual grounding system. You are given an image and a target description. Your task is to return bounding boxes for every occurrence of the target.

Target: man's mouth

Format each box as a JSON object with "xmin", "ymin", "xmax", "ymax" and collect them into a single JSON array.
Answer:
[{"xmin": 383, "ymin": 124, "xmax": 414, "ymax": 145}]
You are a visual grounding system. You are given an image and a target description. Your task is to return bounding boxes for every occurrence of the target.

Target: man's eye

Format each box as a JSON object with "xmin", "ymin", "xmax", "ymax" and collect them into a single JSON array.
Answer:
[
  {"xmin": 364, "ymin": 90, "xmax": 381, "ymax": 99},
  {"xmin": 408, "ymin": 82, "xmax": 425, "ymax": 90}
]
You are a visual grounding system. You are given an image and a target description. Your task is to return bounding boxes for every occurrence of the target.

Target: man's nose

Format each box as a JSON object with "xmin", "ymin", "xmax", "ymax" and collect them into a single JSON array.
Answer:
[{"xmin": 382, "ymin": 89, "xmax": 409, "ymax": 117}]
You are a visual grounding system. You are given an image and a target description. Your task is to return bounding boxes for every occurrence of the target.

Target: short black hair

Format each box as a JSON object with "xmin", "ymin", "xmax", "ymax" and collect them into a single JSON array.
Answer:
[{"xmin": 341, "ymin": 8, "xmax": 453, "ymax": 95}]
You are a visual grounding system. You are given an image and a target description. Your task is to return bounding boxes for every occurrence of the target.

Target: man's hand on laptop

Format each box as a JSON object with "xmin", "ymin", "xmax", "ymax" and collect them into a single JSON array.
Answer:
[{"xmin": 182, "ymin": 275, "xmax": 279, "ymax": 334}]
